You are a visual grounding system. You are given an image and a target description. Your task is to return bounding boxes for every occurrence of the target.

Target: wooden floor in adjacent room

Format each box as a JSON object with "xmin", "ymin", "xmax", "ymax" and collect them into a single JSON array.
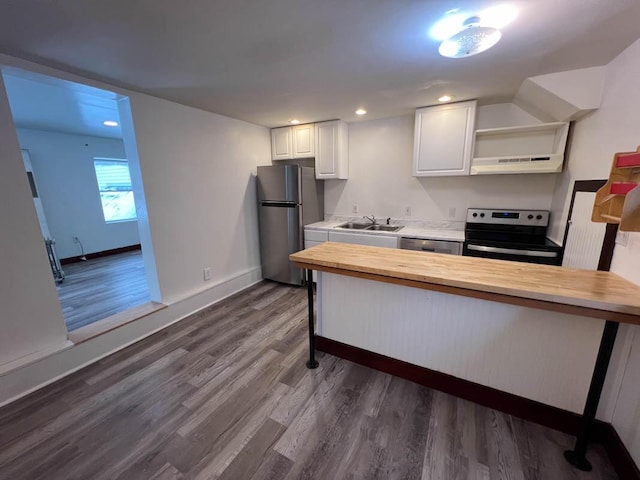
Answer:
[
  {"xmin": 0, "ymin": 282, "xmax": 617, "ymax": 479},
  {"xmin": 56, "ymin": 250, "xmax": 150, "ymax": 331}
]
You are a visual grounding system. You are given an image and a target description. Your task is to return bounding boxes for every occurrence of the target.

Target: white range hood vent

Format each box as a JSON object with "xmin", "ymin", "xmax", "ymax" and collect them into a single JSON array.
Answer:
[{"xmin": 471, "ymin": 122, "xmax": 569, "ymax": 175}]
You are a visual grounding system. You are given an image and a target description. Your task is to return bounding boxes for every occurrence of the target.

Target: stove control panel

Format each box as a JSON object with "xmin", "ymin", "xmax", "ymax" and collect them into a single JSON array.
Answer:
[{"xmin": 466, "ymin": 209, "xmax": 550, "ymax": 226}]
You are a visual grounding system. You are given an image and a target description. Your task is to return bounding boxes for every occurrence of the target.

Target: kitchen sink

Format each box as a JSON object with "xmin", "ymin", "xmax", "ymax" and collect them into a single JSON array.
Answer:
[
  {"xmin": 367, "ymin": 224, "xmax": 403, "ymax": 232},
  {"xmin": 336, "ymin": 222, "xmax": 371, "ymax": 230},
  {"xmin": 336, "ymin": 222, "xmax": 403, "ymax": 232}
]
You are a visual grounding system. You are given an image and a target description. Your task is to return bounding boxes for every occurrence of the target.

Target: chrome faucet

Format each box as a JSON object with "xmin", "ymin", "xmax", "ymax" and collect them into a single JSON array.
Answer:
[{"xmin": 363, "ymin": 215, "xmax": 377, "ymax": 225}]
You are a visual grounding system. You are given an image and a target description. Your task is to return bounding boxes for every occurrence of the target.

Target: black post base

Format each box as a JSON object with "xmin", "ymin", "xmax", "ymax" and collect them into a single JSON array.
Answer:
[
  {"xmin": 564, "ymin": 450, "xmax": 592, "ymax": 472},
  {"xmin": 306, "ymin": 360, "xmax": 319, "ymax": 369}
]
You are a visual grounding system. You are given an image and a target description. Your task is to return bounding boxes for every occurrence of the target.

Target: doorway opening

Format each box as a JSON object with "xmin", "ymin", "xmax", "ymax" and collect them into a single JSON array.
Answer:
[{"xmin": 2, "ymin": 66, "xmax": 161, "ymax": 334}]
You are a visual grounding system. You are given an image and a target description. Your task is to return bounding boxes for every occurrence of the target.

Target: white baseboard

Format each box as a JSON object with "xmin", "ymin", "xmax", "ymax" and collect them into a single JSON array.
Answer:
[{"xmin": 0, "ymin": 267, "xmax": 262, "ymax": 408}]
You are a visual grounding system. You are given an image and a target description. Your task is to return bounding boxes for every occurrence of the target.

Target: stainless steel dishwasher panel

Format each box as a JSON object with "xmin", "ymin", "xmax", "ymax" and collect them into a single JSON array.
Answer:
[{"xmin": 399, "ymin": 237, "xmax": 462, "ymax": 255}]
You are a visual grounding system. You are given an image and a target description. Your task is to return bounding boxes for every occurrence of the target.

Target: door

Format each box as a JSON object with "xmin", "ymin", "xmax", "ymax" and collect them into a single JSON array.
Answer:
[
  {"xmin": 257, "ymin": 165, "xmax": 301, "ymax": 203},
  {"xmin": 413, "ymin": 100, "xmax": 476, "ymax": 177},
  {"xmin": 271, "ymin": 127, "xmax": 292, "ymax": 160},
  {"xmin": 292, "ymin": 124, "xmax": 314, "ymax": 158},
  {"xmin": 258, "ymin": 203, "xmax": 303, "ymax": 284}
]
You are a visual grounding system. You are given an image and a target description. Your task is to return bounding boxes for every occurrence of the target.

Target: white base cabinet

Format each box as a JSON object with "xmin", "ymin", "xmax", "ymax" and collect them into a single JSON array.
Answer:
[{"xmin": 413, "ymin": 100, "xmax": 477, "ymax": 177}]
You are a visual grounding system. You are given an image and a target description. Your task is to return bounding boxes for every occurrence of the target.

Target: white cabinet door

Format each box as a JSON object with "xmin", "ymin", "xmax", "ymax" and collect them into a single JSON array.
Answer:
[
  {"xmin": 271, "ymin": 127, "xmax": 293, "ymax": 160},
  {"xmin": 292, "ymin": 124, "xmax": 315, "ymax": 159},
  {"xmin": 315, "ymin": 120, "xmax": 348, "ymax": 179},
  {"xmin": 413, "ymin": 100, "xmax": 477, "ymax": 177},
  {"xmin": 328, "ymin": 231, "xmax": 398, "ymax": 248}
]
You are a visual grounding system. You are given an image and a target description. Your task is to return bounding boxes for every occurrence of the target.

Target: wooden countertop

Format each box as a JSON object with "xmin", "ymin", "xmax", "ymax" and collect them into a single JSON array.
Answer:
[{"xmin": 290, "ymin": 242, "xmax": 640, "ymax": 325}]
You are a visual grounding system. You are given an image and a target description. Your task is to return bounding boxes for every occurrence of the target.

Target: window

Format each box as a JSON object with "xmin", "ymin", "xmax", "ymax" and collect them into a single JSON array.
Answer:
[{"xmin": 93, "ymin": 159, "xmax": 137, "ymax": 223}]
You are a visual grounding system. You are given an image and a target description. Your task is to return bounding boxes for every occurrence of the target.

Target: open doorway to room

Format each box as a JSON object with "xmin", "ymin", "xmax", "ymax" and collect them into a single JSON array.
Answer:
[{"xmin": 1, "ymin": 67, "xmax": 159, "ymax": 333}]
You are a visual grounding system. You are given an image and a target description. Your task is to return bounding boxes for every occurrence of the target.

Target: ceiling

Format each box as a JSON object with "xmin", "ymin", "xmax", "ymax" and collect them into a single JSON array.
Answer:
[
  {"xmin": 0, "ymin": 0, "xmax": 639, "ymax": 128},
  {"xmin": 2, "ymin": 68, "xmax": 123, "ymax": 139}
]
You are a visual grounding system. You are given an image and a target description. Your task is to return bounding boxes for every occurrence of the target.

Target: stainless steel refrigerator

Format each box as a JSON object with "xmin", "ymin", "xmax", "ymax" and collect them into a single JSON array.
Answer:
[{"xmin": 257, "ymin": 165, "xmax": 324, "ymax": 285}]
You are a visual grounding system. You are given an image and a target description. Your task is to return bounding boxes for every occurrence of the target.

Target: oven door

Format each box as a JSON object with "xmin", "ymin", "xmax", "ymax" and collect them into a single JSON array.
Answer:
[{"xmin": 463, "ymin": 243, "xmax": 561, "ymax": 265}]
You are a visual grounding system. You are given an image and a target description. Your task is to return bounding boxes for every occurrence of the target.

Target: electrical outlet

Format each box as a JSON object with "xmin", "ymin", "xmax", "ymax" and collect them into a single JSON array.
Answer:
[
  {"xmin": 616, "ymin": 231, "xmax": 629, "ymax": 247},
  {"xmin": 404, "ymin": 206, "xmax": 411, "ymax": 216},
  {"xmin": 352, "ymin": 204, "xmax": 359, "ymax": 214},
  {"xmin": 203, "ymin": 267, "xmax": 212, "ymax": 281},
  {"xmin": 448, "ymin": 207, "xmax": 456, "ymax": 218}
]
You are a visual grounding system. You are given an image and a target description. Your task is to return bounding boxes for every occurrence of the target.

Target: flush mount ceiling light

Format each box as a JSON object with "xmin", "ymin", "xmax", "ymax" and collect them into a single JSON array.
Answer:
[
  {"xmin": 439, "ymin": 18, "xmax": 502, "ymax": 58},
  {"xmin": 103, "ymin": 120, "xmax": 119, "ymax": 127},
  {"xmin": 431, "ymin": 5, "xmax": 517, "ymax": 58},
  {"xmin": 289, "ymin": 119, "xmax": 300, "ymax": 124},
  {"xmin": 438, "ymin": 95, "xmax": 453, "ymax": 102},
  {"xmin": 355, "ymin": 108, "xmax": 367, "ymax": 115}
]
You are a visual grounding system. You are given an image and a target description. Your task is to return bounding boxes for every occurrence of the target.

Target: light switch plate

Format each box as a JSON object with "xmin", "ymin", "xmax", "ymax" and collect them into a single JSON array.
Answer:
[{"xmin": 203, "ymin": 267, "xmax": 212, "ymax": 281}]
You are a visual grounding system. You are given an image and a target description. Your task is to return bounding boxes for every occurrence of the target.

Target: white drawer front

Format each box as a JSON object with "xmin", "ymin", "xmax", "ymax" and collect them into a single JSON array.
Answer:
[{"xmin": 304, "ymin": 229, "xmax": 329, "ymax": 242}]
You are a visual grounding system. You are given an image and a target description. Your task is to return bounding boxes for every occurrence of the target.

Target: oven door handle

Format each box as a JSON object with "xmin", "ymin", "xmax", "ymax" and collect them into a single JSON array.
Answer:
[{"xmin": 466, "ymin": 244, "xmax": 559, "ymax": 258}]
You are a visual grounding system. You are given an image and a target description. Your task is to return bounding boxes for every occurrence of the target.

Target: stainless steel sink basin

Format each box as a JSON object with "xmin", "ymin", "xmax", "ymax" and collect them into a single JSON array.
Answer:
[
  {"xmin": 367, "ymin": 224, "xmax": 403, "ymax": 232},
  {"xmin": 336, "ymin": 222, "xmax": 403, "ymax": 232},
  {"xmin": 336, "ymin": 222, "xmax": 371, "ymax": 230}
]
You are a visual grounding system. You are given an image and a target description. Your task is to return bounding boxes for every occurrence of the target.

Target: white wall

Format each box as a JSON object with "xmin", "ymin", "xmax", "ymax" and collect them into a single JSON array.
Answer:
[
  {"xmin": 127, "ymin": 93, "xmax": 270, "ymax": 304},
  {"xmin": 15, "ymin": 128, "xmax": 140, "ymax": 259},
  {"xmin": 0, "ymin": 75, "xmax": 68, "ymax": 369},
  {"xmin": 0, "ymin": 53, "xmax": 271, "ymax": 405},
  {"xmin": 325, "ymin": 104, "xmax": 556, "ymax": 224},
  {"xmin": 548, "ymin": 38, "xmax": 640, "ymax": 464}
]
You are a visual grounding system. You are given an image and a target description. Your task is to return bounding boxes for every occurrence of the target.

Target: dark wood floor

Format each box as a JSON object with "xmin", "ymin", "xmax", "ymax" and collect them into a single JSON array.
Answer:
[
  {"xmin": 0, "ymin": 282, "xmax": 617, "ymax": 479},
  {"xmin": 56, "ymin": 250, "xmax": 150, "ymax": 331}
]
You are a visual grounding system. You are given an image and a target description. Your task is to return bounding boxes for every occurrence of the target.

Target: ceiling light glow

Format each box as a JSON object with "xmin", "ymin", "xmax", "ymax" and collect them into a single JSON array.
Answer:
[
  {"xmin": 430, "ymin": 13, "xmax": 467, "ymax": 41},
  {"xmin": 355, "ymin": 109, "xmax": 367, "ymax": 115},
  {"xmin": 481, "ymin": 4, "xmax": 518, "ymax": 29},
  {"xmin": 289, "ymin": 119, "xmax": 300, "ymax": 124},
  {"xmin": 438, "ymin": 95, "xmax": 453, "ymax": 102},
  {"xmin": 103, "ymin": 120, "xmax": 119, "ymax": 127}
]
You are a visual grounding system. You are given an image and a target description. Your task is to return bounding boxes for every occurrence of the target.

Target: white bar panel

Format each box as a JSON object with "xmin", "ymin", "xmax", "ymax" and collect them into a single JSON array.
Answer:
[{"xmin": 319, "ymin": 272, "xmax": 603, "ymax": 413}]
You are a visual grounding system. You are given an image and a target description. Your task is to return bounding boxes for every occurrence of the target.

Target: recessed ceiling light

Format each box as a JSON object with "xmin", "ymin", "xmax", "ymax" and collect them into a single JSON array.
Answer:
[
  {"xmin": 355, "ymin": 109, "xmax": 367, "ymax": 115},
  {"xmin": 289, "ymin": 119, "xmax": 300, "ymax": 124},
  {"xmin": 438, "ymin": 95, "xmax": 453, "ymax": 102},
  {"xmin": 103, "ymin": 120, "xmax": 119, "ymax": 127}
]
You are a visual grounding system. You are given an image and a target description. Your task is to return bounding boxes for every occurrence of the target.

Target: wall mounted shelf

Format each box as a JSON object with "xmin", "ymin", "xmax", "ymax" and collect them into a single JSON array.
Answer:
[{"xmin": 592, "ymin": 147, "xmax": 640, "ymax": 232}]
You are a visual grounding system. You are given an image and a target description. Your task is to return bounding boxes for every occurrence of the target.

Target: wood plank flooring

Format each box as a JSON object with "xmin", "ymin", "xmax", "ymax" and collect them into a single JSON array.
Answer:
[
  {"xmin": 56, "ymin": 250, "xmax": 150, "ymax": 331},
  {"xmin": 0, "ymin": 281, "xmax": 618, "ymax": 479}
]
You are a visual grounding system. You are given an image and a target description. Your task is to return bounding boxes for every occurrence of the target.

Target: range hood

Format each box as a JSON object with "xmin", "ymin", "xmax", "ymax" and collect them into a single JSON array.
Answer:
[{"xmin": 471, "ymin": 122, "xmax": 569, "ymax": 175}]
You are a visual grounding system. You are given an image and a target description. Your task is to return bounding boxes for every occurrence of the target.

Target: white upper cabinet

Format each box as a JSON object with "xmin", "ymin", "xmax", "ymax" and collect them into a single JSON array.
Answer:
[
  {"xmin": 292, "ymin": 124, "xmax": 315, "ymax": 158},
  {"xmin": 315, "ymin": 120, "xmax": 349, "ymax": 179},
  {"xmin": 271, "ymin": 127, "xmax": 293, "ymax": 161},
  {"xmin": 413, "ymin": 100, "xmax": 477, "ymax": 177}
]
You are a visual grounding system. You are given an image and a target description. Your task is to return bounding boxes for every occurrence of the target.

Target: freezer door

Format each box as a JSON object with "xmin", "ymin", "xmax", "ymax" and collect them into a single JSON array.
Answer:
[
  {"xmin": 257, "ymin": 165, "xmax": 301, "ymax": 203},
  {"xmin": 258, "ymin": 203, "xmax": 303, "ymax": 285}
]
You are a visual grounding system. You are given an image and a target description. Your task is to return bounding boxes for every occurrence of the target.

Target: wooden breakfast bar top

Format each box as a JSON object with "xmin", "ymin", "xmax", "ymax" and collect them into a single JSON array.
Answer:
[{"xmin": 290, "ymin": 242, "xmax": 640, "ymax": 325}]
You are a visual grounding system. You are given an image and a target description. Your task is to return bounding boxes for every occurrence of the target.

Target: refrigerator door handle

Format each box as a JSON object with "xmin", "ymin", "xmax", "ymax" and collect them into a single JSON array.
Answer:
[{"xmin": 260, "ymin": 201, "xmax": 299, "ymax": 207}]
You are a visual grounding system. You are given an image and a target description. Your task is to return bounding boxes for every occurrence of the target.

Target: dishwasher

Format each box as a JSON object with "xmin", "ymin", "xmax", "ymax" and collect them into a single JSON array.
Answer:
[{"xmin": 399, "ymin": 237, "xmax": 462, "ymax": 255}]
